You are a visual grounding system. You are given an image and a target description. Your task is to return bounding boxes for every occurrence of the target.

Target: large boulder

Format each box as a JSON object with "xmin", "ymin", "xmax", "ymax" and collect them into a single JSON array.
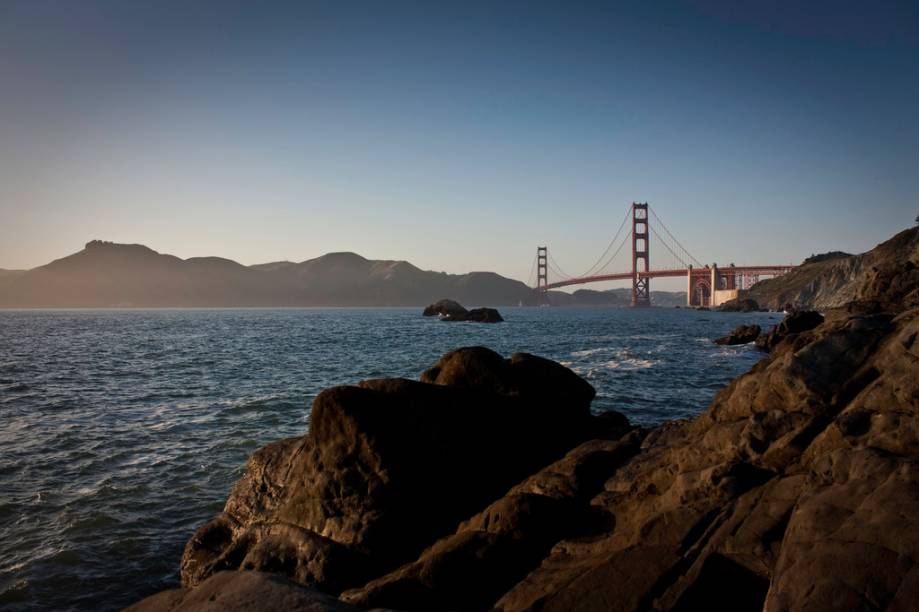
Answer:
[{"xmin": 179, "ymin": 347, "xmax": 600, "ymax": 595}]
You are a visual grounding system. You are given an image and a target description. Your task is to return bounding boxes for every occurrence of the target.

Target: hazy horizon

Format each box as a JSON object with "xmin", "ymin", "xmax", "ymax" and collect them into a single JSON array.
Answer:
[{"xmin": 2, "ymin": 1, "xmax": 917, "ymax": 290}]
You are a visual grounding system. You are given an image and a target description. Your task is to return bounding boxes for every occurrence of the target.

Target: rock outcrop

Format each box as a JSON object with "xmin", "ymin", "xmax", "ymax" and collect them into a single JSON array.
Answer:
[
  {"xmin": 743, "ymin": 225, "xmax": 919, "ymax": 311},
  {"xmin": 177, "ymin": 348, "xmax": 614, "ymax": 598},
  {"xmin": 714, "ymin": 324, "xmax": 762, "ymax": 345},
  {"xmin": 422, "ymin": 299, "xmax": 504, "ymax": 322}
]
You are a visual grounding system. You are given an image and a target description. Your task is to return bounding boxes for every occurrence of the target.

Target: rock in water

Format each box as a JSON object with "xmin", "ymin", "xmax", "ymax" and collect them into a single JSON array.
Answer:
[
  {"xmin": 422, "ymin": 298, "xmax": 467, "ymax": 318},
  {"xmin": 714, "ymin": 324, "xmax": 762, "ymax": 345},
  {"xmin": 179, "ymin": 347, "xmax": 601, "ymax": 595},
  {"xmin": 718, "ymin": 298, "xmax": 761, "ymax": 312},
  {"xmin": 465, "ymin": 307, "xmax": 504, "ymax": 322},
  {"xmin": 422, "ymin": 299, "xmax": 503, "ymax": 322}
]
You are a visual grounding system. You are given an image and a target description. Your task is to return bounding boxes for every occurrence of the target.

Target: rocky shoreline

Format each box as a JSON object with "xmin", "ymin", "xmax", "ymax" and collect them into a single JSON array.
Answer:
[
  {"xmin": 131, "ymin": 303, "xmax": 918, "ymax": 611},
  {"xmin": 129, "ymin": 228, "xmax": 919, "ymax": 611}
]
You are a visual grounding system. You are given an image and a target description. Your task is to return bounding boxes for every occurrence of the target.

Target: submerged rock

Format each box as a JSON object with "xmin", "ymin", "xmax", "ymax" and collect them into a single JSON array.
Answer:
[{"xmin": 714, "ymin": 324, "xmax": 762, "ymax": 345}]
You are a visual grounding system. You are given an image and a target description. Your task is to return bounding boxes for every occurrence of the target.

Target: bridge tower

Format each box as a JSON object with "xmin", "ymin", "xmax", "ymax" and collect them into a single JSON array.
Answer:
[
  {"xmin": 536, "ymin": 246, "xmax": 548, "ymax": 306},
  {"xmin": 631, "ymin": 202, "xmax": 650, "ymax": 307}
]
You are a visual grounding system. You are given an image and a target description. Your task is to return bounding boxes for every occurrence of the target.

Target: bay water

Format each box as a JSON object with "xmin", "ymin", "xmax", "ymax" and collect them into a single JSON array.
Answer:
[{"xmin": 0, "ymin": 307, "xmax": 781, "ymax": 610}]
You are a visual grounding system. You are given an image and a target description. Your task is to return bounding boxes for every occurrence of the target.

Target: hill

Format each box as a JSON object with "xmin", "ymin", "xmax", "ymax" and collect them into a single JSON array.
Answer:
[
  {"xmin": 549, "ymin": 287, "xmax": 686, "ymax": 307},
  {"xmin": 0, "ymin": 241, "xmax": 690, "ymax": 308},
  {"xmin": 741, "ymin": 226, "xmax": 919, "ymax": 311},
  {"xmin": 0, "ymin": 241, "xmax": 535, "ymax": 308}
]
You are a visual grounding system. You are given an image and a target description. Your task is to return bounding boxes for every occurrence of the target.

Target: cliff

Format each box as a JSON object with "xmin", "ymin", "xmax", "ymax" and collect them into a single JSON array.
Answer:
[
  {"xmin": 742, "ymin": 226, "xmax": 919, "ymax": 311},
  {"xmin": 0, "ymin": 242, "xmax": 536, "ymax": 308}
]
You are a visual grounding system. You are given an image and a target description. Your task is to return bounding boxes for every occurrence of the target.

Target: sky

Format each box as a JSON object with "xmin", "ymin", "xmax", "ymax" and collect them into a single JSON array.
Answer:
[{"xmin": 1, "ymin": 0, "xmax": 917, "ymax": 289}]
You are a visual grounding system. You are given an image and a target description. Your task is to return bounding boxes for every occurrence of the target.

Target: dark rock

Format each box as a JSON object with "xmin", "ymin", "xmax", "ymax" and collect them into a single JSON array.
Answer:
[
  {"xmin": 496, "ymin": 309, "xmax": 917, "ymax": 612},
  {"xmin": 592, "ymin": 409, "xmax": 631, "ymax": 432},
  {"xmin": 718, "ymin": 298, "xmax": 761, "ymax": 312},
  {"xmin": 422, "ymin": 298, "xmax": 467, "ymax": 318},
  {"xmin": 465, "ymin": 307, "xmax": 504, "ymax": 322},
  {"xmin": 714, "ymin": 324, "xmax": 762, "ymax": 346},
  {"xmin": 179, "ymin": 347, "xmax": 597, "ymax": 595},
  {"xmin": 126, "ymin": 571, "xmax": 361, "ymax": 612},
  {"xmin": 755, "ymin": 310, "xmax": 824, "ymax": 351},
  {"xmin": 341, "ymin": 432, "xmax": 644, "ymax": 610},
  {"xmin": 422, "ymin": 299, "xmax": 503, "ymax": 322}
]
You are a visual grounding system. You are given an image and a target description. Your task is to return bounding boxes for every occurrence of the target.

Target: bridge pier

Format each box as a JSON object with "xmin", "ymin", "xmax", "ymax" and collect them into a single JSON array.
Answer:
[
  {"xmin": 709, "ymin": 262, "xmax": 740, "ymax": 307},
  {"xmin": 536, "ymin": 246, "xmax": 548, "ymax": 306},
  {"xmin": 687, "ymin": 264, "xmax": 693, "ymax": 306},
  {"xmin": 631, "ymin": 202, "xmax": 651, "ymax": 307}
]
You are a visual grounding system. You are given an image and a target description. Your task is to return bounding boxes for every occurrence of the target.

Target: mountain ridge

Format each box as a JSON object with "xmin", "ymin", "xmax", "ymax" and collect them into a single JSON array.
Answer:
[{"xmin": 0, "ymin": 240, "xmax": 683, "ymax": 308}]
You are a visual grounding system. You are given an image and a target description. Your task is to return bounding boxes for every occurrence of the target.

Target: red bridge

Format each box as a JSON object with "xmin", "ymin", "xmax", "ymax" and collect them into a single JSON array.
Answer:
[{"xmin": 531, "ymin": 202, "xmax": 795, "ymax": 307}]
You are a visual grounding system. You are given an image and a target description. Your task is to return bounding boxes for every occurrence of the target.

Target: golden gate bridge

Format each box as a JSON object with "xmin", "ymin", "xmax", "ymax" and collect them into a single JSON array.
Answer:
[{"xmin": 528, "ymin": 202, "xmax": 795, "ymax": 307}]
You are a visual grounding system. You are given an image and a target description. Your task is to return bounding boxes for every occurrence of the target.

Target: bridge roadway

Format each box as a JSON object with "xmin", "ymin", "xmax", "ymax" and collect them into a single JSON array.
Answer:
[{"xmin": 543, "ymin": 265, "xmax": 795, "ymax": 290}]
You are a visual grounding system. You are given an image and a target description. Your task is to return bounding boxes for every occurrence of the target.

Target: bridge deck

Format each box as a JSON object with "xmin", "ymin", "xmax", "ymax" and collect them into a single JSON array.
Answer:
[{"xmin": 544, "ymin": 266, "xmax": 795, "ymax": 290}]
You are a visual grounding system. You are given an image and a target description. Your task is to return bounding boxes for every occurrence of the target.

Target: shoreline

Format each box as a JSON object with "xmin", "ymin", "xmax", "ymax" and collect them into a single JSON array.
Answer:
[{"xmin": 129, "ymin": 298, "xmax": 919, "ymax": 611}]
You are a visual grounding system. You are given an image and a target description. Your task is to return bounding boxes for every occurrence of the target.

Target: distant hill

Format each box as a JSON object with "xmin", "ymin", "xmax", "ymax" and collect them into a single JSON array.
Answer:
[
  {"xmin": 0, "ymin": 240, "xmax": 688, "ymax": 308},
  {"xmin": 742, "ymin": 226, "xmax": 919, "ymax": 311},
  {"xmin": 549, "ymin": 287, "xmax": 686, "ymax": 307}
]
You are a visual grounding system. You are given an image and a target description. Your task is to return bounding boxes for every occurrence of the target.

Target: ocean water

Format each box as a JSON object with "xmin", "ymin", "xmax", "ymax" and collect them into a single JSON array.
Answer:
[{"xmin": 0, "ymin": 307, "xmax": 781, "ymax": 611}]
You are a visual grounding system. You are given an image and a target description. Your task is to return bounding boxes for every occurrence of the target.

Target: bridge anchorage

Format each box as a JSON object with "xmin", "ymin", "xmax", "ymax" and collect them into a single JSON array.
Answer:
[{"xmin": 531, "ymin": 202, "xmax": 796, "ymax": 308}]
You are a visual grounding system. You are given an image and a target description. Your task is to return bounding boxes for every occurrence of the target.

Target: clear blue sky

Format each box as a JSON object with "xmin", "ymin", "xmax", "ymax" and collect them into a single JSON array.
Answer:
[{"xmin": 1, "ymin": 0, "xmax": 917, "ymax": 288}]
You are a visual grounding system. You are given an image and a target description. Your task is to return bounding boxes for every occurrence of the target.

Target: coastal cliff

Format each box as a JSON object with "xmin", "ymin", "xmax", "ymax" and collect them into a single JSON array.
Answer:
[
  {"xmin": 129, "ymin": 229, "xmax": 919, "ymax": 611},
  {"xmin": 741, "ymin": 226, "xmax": 919, "ymax": 311}
]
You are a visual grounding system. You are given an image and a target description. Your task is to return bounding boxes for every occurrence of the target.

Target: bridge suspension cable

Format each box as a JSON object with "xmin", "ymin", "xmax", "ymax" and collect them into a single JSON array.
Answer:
[
  {"xmin": 573, "ymin": 206, "xmax": 633, "ymax": 278},
  {"xmin": 546, "ymin": 251, "xmax": 574, "ymax": 280},
  {"xmin": 648, "ymin": 206, "xmax": 703, "ymax": 267},
  {"xmin": 650, "ymin": 225, "xmax": 690, "ymax": 269},
  {"xmin": 594, "ymin": 228, "xmax": 632, "ymax": 275},
  {"xmin": 526, "ymin": 252, "xmax": 538, "ymax": 288}
]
